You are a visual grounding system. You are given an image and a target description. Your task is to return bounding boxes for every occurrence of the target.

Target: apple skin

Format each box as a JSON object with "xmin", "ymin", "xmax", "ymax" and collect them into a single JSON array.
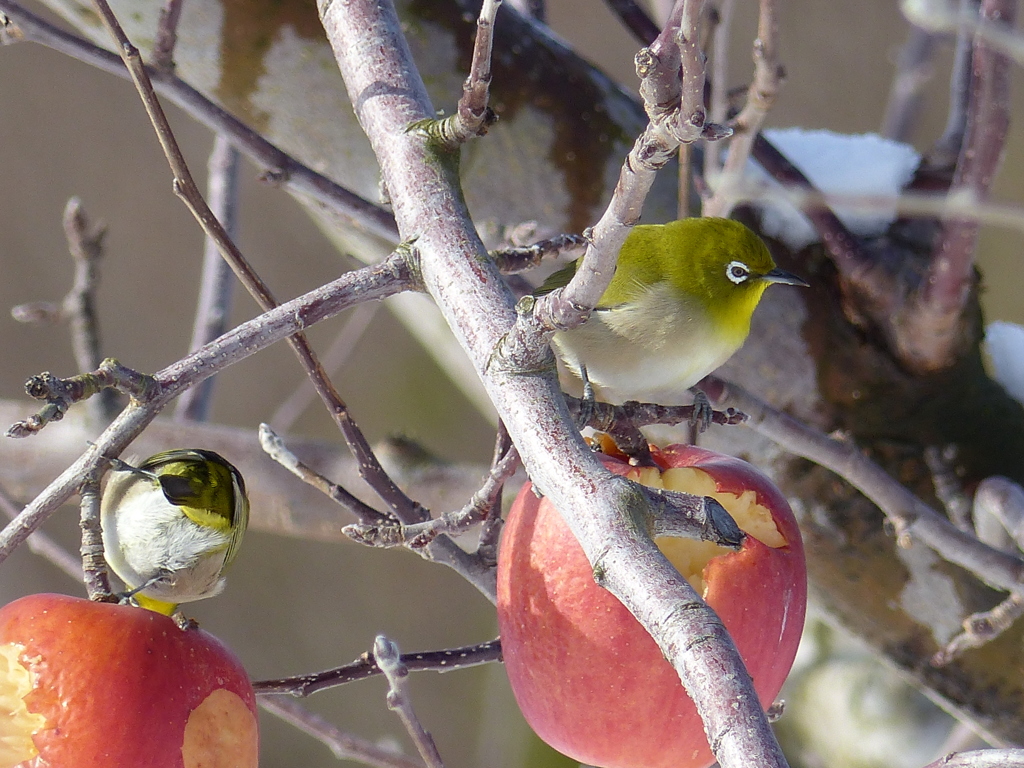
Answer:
[
  {"xmin": 0, "ymin": 593, "xmax": 258, "ymax": 768},
  {"xmin": 497, "ymin": 445, "xmax": 806, "ymax": 768}
]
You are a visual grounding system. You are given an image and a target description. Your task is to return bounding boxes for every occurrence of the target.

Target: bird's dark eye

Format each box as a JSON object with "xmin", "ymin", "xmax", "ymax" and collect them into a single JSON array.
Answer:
[{"xmin": 726, "ymin": 260, "xmax": 751, "ymax": 284}]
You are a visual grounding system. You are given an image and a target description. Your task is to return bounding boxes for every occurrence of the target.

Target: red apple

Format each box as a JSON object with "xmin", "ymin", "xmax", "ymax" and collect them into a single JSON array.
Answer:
[
  {"xmin": 497, "ymin": 444, "xmax": 806, "ymax": 768},
  {"xmin": 0, "ymin": 593, "xmax": 258, "ymax": 768}
]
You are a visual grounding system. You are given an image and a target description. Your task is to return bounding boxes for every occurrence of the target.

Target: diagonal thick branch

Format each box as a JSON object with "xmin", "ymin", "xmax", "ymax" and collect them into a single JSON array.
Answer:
[
  {"xmin": 707, "ymin": 376, "xmax": 1024, "ymax": 594},
  {"xmin": 0, "ymin": 255, "xmax": 413, "ymax": 564},
  {"xmin": 316, "ymin": 1, "xmax": 787, "ymax": 767}
]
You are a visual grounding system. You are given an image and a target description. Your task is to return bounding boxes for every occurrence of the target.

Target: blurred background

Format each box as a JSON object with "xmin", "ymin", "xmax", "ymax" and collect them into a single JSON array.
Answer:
[{"xmin": 1, "ymin": 0, "xmax": 1021, "ymax": 766}]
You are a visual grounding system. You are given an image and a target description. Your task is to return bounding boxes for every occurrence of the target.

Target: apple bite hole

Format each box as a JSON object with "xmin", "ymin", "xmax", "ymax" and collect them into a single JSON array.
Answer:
[
  {"xmin": 627, "ymin": 465, "xmax": 786, "ymax": 597},
  {"xmin": 497, "ymin": 444, "xmax": 807, "ymax": 768},
  {"xmin": 182, "ymin": 688, "xmax": 260, "ymax": 768}
]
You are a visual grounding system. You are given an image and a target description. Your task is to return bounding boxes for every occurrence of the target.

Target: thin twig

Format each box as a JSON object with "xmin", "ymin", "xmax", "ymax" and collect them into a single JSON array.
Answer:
[
  {"xmin": 506, "ymin": 0, "xmax": 545, "ymax": 22},
  {"xmin": 374, "ymin": 635, "xmax": 446, "ymax": 768},
  {"xmin": 477, "ymin": 422, "xmax": 514, "ymax": 565},
  {"xmin": 931, "ymin": 0, "xmax": 978, "ymax": 166},
  {"xmin": 720, "ymin": 176, "xmax": 1024, "ymax": 235},
  {"xmin": 254, "ymin": 638, "xmax": 502, "ymax": 697},
  {"xmin": 259, "ymin": 424, "xmax": 497, "ymax": 600},
  {"xmin": 568, "ymin": 395, "xmax": 745, "ymax": 460},
  {"xmin": 259, "ymin": 696, "xmax": 425, "ymax": 768},
  {"xmin": 87, "ymin": 0, "xmax": 285, "ymax": 317},
  {"xmin": 174, "ymin": 135, "xmax": 241, "ymax": 423},
  {"xmin": 932, "ymin": 592, "xmax": 1024, "ymax": 666},
  {"xmin": 61, "ymin": 198, "xmax": 119, "ymax": 424},
  {"xmin": 673, "ymin": 0, "xmax": 707, "ymax": 134},
  {"xmin": 258, "ymin": 423, "xmax": 391, "ymax": 525},
  {"xmin": 150, "ymin": 0, "xmax": 184, "ymax": 71},
  {"xmin": 704, "ymin": 0, "xmax": 783, "ymax": 218},
  {"xmin": 925, "ymin": 445, "xmax": 973, "ymax": 532},
  {"xmin": 919, "ymin": 749, "xmax": 1024, "ymax": 768},
  {"xmin": 343, "ymin": 446, "xmax": 520, "ymax": 549},
  {"xmin": 6, "ymin": 359, "xmax": 158, "ymax": 438},
  {"xmin": 10, "ymin": 199, "xmax": 119, "ymax": 425},
  {"xmin": 9, "ymin": 301, "xmax": 60, "ymax": 324},
  {"xmin": 488, "ymin": 233, "xmax": 588, "ymax": 275},
  {"xmin": 603, "ymin": 0, "xmax": 662, "ymax": 44},
  {"xmin": 454, "ymin": 0, "xmax": 500, "ymax": 143},
  {"xmin": 705, "ymin": 0, "xmax": 735, "ymax": 179},
  {"xmin": 881, "ymin": 25, "xmax": 938, "ymax": 142},
  {"xmin": 415, "ymin": 0, "xmax": 500, "ymax": 147}
]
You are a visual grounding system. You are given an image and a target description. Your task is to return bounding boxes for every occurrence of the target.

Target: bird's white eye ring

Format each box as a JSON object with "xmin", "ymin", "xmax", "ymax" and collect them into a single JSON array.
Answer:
[{"xmin": 726, "ymin": 260, "xmax": 751, "ymax": 284}]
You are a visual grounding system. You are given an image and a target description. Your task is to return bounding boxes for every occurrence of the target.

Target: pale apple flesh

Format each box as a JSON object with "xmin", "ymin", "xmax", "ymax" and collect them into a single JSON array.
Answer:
[
  {"xmin": 632, "ymin": 463, "xmax": 786, "ymax": 593},
  {"xmin": 497, "ymin": 445, "xmax": 807, "ymax": 768},
  {"xmin": 0, "ymin": 642, "xmax": 48, "ymax": 767}
]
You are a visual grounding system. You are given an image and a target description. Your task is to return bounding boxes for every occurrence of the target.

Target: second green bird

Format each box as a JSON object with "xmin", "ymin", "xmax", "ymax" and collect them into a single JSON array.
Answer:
[
  {"xmin": 540, "ymin": 217, "xmax": 807, "ymax": 405},
  {"xmin": 101, "ymin": 449, "xmax": 249, "ymax": 616}
]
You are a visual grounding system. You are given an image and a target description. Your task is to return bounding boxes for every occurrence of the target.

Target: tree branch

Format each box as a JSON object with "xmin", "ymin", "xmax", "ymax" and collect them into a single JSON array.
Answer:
[
  {"xmin": 78, "ymin": 468, "xmax": 112, "ymax": 600},
  {"xmin": 881, "ymin": 25, "xmax": 939, "ymax": 143},
  {"xmin": 316, "ymin": 1, "xmax": 786, "ymax": 766},
  {"xmin": 895, "ymin": 0, "xmax": 1015, "ymax": 373},
  {"xmin": 0, "ymin": 254, "xmax": 413, "ymax": 563},
  {"xmin": 703, "ymin": 0, "xmax": 783, "ymax": 218},
  {"xmin": 253, "ymin": 638, "xmax": 502, "ymax": 697},
  {"xmin": 374, "ymin": 635, "xmax": 446, "ymax": 768},
  {"xmin": 259, "ymin": 421, "xmax": 498, "ymax": 600},
  {"xmin": 707, "ymin": 376, "xmax": 1024, "ymax": 594}
]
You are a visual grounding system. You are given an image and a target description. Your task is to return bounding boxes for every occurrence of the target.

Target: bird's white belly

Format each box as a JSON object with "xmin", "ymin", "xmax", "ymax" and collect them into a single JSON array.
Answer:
[
  {"xmin": 101, "ymin": 483, "xmax": 230, "ymax": 603},
  {"xmin": 551, "ymin": 284, "xmax": 741, "ymax": 405}
]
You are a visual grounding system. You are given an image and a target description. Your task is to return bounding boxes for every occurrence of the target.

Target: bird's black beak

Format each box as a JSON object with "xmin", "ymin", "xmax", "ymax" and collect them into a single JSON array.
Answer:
[{"xmin": 762, "ymin": 267, "xmax": 809, "ymax": 287}]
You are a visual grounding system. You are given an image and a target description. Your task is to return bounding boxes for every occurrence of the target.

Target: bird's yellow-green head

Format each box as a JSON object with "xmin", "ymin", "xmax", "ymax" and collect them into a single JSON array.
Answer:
[
  {"xmin": 600, "ymin": 217, "xmax": 804, "ymax": 339},
  {"xmin": 540, "ymin": 217, "xmax": 807, "ymax": 404},
  {"xmin": 142, "ymin": 449, "xmax": 248, "ymax": 549}
]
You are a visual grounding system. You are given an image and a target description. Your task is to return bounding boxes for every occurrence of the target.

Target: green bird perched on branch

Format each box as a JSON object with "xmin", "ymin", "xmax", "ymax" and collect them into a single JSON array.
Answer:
[
  {"xmin": 101, "ymin": 449, "xmax": 249, "ymax": 616},
  {"xmin": 541, "ymin": 217, "xmax": 807, "ymax": 408}
]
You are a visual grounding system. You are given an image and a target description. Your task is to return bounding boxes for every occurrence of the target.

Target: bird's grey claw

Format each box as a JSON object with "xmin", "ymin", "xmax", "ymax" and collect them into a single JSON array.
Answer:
[
  {"xmin": 575, "ymin": 364, "xmax": 596, "ymax": 431},
  {"xmin": 690, "ymin": 391, "xmax": 714, "ymax": 435}
]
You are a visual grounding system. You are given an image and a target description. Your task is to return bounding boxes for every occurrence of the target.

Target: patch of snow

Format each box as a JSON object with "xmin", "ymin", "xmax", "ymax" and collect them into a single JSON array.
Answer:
[
  {"xmin": 750, "ymin": 129, "xmax": 921, "ymax": 251},
  {"xmin": 986, "ymin": 321, "xmax": 1024, "ymax": 406}
]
